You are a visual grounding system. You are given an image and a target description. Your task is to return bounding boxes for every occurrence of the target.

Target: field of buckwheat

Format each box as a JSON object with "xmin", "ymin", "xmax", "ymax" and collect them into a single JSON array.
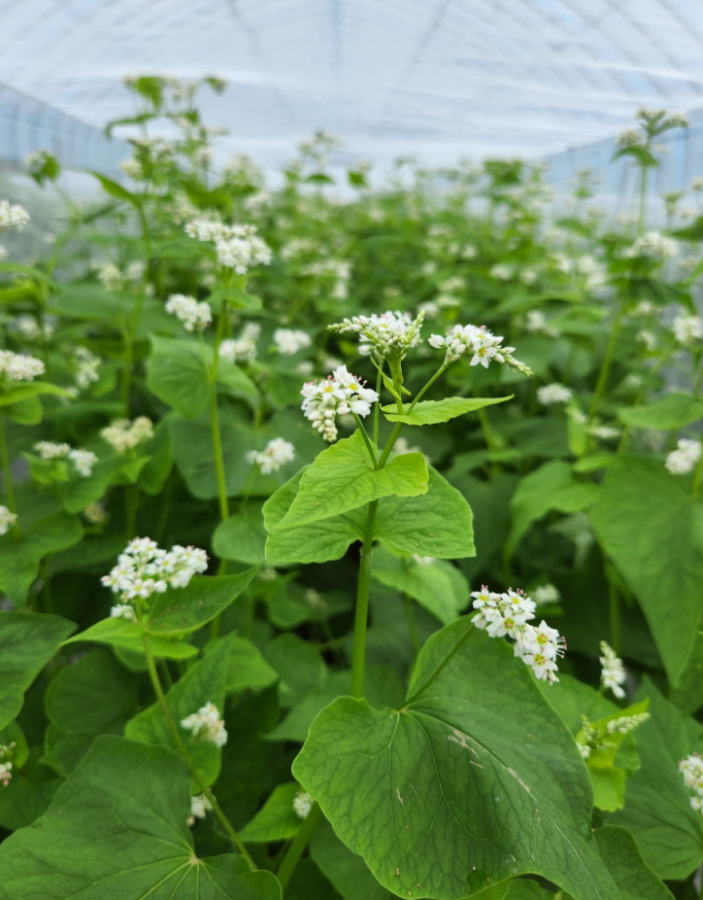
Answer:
[{"xmin": 0, "ymin": 77, "xmax": 703, "ymax": 899}]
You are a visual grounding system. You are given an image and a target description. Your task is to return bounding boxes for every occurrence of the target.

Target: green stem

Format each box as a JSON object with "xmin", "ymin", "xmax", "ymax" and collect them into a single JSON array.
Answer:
[
  {"xmin": 404, "ymin": 594, "xmax": 420, "ymax": 655},
  {"xmin": 210, "ymin": 302, "xmax": 230, "ymax": 522},
  {"xmin": 608, "ymin": 582, "xmax": 621, "ymax": 655},
  {"xmin": 276, "ymin": 802, "xmax": 323, "ymax": 890},
  {"xmin": 376, "ymin": 422, "xmax": 404, "ymax": 469},
  {"xmin": 125, "ymin": 485, "xmax": 139, "ymax": 540},
  {"xmin": 406, "ymin": 363, "xmax": 448, "ymax": 412},
  {"xmin": 141, "ymin": 633, "xmax": 254, "ymax": 865},
  {"xmin": 373, "ymin": 365, "xmax": 382, "ymax": 445},
  {"xmin": 589, "ymin": 301, "xmax": 627, "ymax": 419},
  {"xmin": 351, "ymin": 415, "xmax": 378, "ymax": 466},
  {"xmin": 350, "ymin": 499, "xmax": 378, "ymax": 699}
]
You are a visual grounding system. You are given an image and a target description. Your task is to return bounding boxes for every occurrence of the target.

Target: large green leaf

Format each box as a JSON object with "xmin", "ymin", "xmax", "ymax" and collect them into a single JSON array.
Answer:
[
  {"xmin": 125, "ymin": 636, "xmax": 231, "ymax": 788},
  {"xmin": 590, "ymin": 458, "xmax": 703, "ymax": 710},
  {"xmin": 44, "ymin": 649, "xmax": 140, "ymax": 776},
  {"xmin": 264, "ymin": 466, "xmax": 473, "ymax": 565},
  {"xmin": 382, "ymin": 396, "xmax": 512, "ymax": 426},
  {"xmin": 273, "ymin": 431, "xmax": 428, "ymax": 530},
  {"xmin": 263, "ymin": 633, "xmax": 327, "ymax": 708},
  {"xmin": 617, "ymin": 392, "xmax": 703, "ymax": 430},
  {"xmin": 213, "ymin": 507, "xmax": 269, "ymax": 565},
  {"xmin": 506, "ymin": 461, "xmax": 598, "ymax": 558},
  {"xmin": 0, "ymin": 735, "xmax": 281, "ymax": 899},
  {"xmin": 239, "ymin": 782, "xmax": 302, "ymax": 842},
  {"xmin": 146, "ymin": 571, "xmax": 258, "ymax": 636},
  {"xmin": 0, "ymin": 611, "xmax": 75, "ymax": 731},
  {"xmin": 148, "ymin": 335, "xmax": 257, "ymax": 419},
  {"xmin": 594, "ymin": 826, "xmax": 674, "ymax": 900},
  {"xmin": 310, "ymin": 821, "xmax": 391, "ymax": 900},
  {"xmin": 217, "ymin": 636, "xmax": 278, "ymax": 694},
  {"xmin": 0, "ymin": 512, "xmax": 83, "ymax": 605},
  {"xmin": 293, "ymin": 619, "xmax": 617, "ymax": 899},
  {"xmin": 371, "ymin": 546, "xmax": 469, "ymax": 624},
  {"xmin": 608, "ymin": 680, "xmax": 703, "ymax": 880},
  {"xmin": 64, "ymin": 618, "xmax": 199, "ymax": 659}
]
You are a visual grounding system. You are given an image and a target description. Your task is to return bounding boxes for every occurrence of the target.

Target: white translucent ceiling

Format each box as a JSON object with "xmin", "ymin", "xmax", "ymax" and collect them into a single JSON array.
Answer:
[{"xmin": 2, "ymin": 0, "xmax": 703, "ymax": 168}]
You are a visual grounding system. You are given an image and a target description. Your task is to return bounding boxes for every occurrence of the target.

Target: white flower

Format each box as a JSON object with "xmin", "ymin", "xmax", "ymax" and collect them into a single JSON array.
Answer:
[
  {"xmin": 101, "ymin": 537, "xmax": 208, "ymax": 605},
  {"xmin": 100, "ymin": 417, "xmax": 153, "ymax": 454},
  {"xmin": 589, "ymin": 424, "xmax": 621, "ymax": 441},
  {"xmin": 673, "ymin": 313, "xmax": 703, "ymax": 346},
  {"xmin": 273, "ymin": 329, "xmax": 311, "ymax": 355},
  {"xmin": 428, "ymin": 324, "xmax": 531, "ymax": 374},
  {"xmin": 0, "ymin": 350, "xmax": 45, "ymax": 382},
  {"xmin": 121, "ymin": 159, "xmax": 144, "ymax": 180},
  {"xmin": 246, "ymin": 438, "xmax": 295, "ymax": 474},
  {"xmin": 165, "ymin": 294, "xmax": 212, "ymax": 332},
  {"xmin": 13, "ymin": 314, "xmax": 55, "ymax": 341},
  {"xmin": 83, "ymin": 502, "xmax": 106, "ymax": 525},
  {"xmin": 68, "ymin": 448, "xmax": 98, "ymax": 478},
  {"xmin": 680, "ymin": 754, "xmax": 703, "ymax": 816},
  {"xmin": 330, "ymin": 311, "xmax": 424, "ymax": 360},
  {"xmin": 186, "ymin": 221, "xmax": 272, "ymax": 274},
  {"xmin": 0, "ymin": 505, "xmax": 17, "ymax": 536},
  {"xmin": 624, "ymin": 231, "xmax": 678, "ymax": 261},
  {"xmin": 533, "ymin": 584, "xmax": 560, "ymax": 605},
  {"xmin": 636, "ymin": 329, "xmax": 657, "ymax": 350},
  {"xmin": 188, "ymin": 793, "xmax": 213, "ymax": 826},
  {"xmin": 301, "ymin": 365, "xmax": 379, "ymax": 442},
  {"xmin": 110, "ymin": 604, "xmax": 137, "ymax": 621},
  {"xmin": 95, "ymin": 262, "xmax": 122, "ymax": 290},
  {"xmin": 617, "ymin": 128, "xmax": 646, "ymax": 149},
  {"xmin": 73, "ymin": 347, "xmax": 101, "ymax": 390},
  {"xmin": 599, "ymin": 641, "xmax": 627, "ymax": 699},
  {"xmin": 181, "ymin": 702, "xmax": 227, "ymax": 747},
  {"xmin": 471, "ymin": 586, "xmax": 564, "ymax": 685},
  {"xmin": 665, "ymin": 438, "xmax": 701, "ymax": 475},
  {"xmin": 301, "ymin": 259, "xmax": 351, "ymax": 299},
  {"xmin": 0, "ymin": 761, "xmax": 12, "ymax": 787},
  {"xmin": 293, "ymin": 791, "xmax": 313, "ymax": 819},
  {"xmin": 33, "ymin": 441, "xmax": 71, "ymax": 459},
  {"xmin": 606, "ymin": 713, "xmax": 649, "ymax": 735},
  {"xmin": 490, "ymin": 263, "xmax": 513, "ymax": 281},
  {"xmin": 0, "ymin": 201, "xmax": 30, "ymax": 232},
  {"xmin": 537, "ymin": 383, "xmax": 572, "ymax": 405},
  {"xmin": 219, "ymin": 323, "xmax": 260, "ymax": 364}
]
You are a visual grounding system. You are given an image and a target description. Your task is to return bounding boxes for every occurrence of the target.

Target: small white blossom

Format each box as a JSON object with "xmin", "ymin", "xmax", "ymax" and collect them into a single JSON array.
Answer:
[
  {"xmin": 617, "ymin": 129, "xmax": 646, "ymax": 149},
  {"xmin": 533, "ymin": 584, "xmax": 560, "ymax": 606},
  {"xmin": 589, "ymin": 424, "xmax": 621, "ymax": 441},
  {"xmin": 665, "ymin": 438, "xmax": 701, "ymax": 475},
  {"xmin": 599, "ymin": 641, "xmax": 627, "ymax": 699},
  {"xmin": 330, "ymin": 311, "xmax": 424, "ymax": 360},
  {"xmin": 0, "ymin": 201, "xmax": 30, "ymax": 232},
  {"xmin": 301, "ymin": 365, "xmax": 379, "ymax": 442},
  {"xmin": 13, "ymin": 314, "xmax": 55, "ymax": 341},
  {"xmin": 181, "ymin": 702, "xmax": 227, "ymax": 747},
  {"xmin": 109, "ymin": 604, "xmax": 138, "ymax": 621},
  {"xmin": 121, "ymin": 159, "xmax": 144, "ymax": 180},
  {"xmin": 101, "ymin": 537, "xmax": 208, "ymax": 607},
  {"xmin": 537, "ymin": 383, "xmax": 572, "ymax": 405},
  {"xmin": 95, "ymin": 262, "xmax": 122, "ymax": 290},
  {"xmin": 673, "ymin": 313, "xmax": 703, "ymax": 346},
  {"xmin": 606, "ymin": 713, "xmax": 649, "ymax": 735},
  {"xmin": 100, "ymin": 417, "xmax": 153, "ymax": 454},
  {"xmin": 165, "ymin": 294, "xmax": 212, "ymax": 332},
  {"xmin": 0, "ymin": 350, "xmax": 45, "ymax": 382},
  {"xmin": 293, "ymin": 791, "xmax": 313, "ymax": 819},
  {"xmin": 73, "ymin": 347, "xmax": 101, "ymax": 390},
  {"xmin": 246, "ymin": 438, "xmax": 295, "ymax": 474},
  {"xmin": 83, "ymin": 502, "xmax": 107, "ymax": 525},
  {"xmin": 525, "ymin": 310, "xmax": 559, "ymax": 337},
  {"xmin": 273, "ymin": 329, "xmax": 311, "ymax": 355},
  {"xmin": 32, "ymin": 442, "xmax": 95, "ymax": 477},
  {"xmin": 68, "ymin": 448, "xmax": 98, "ymax": 478},
  {"xmin": 219, "ymin": 323, "xmax": 260, "ymax": 364},
  {"xmin": 188, "ymin": 793, "xmax": 213, "ymax": 826},
  {"xmin": 186, "ymin": 220, "xmax": 271, "ymax": 274},
  {"xmin": 33, "ymin": 441, "xmax": 71, "ymax": 459},
  {"xmin": 471, "ymin": 586, "xmax": 565, "ymax": 684},
  {"xmin": 428, "ymin": 324, "xmax": 531, "ymax": 374},
  {"xmin": 679, "ymin": 754, "xmax": 703, "ymax": 815},
  {"xmin": 624, "ymin": 231, "xmax": 678, "ymax": 261},
  {"xmin": 490, "ymin": 263, "xmax": 513, "ymax": 281},
  {"xmin": 636, "ymin": 329, "xmax": 657, "ymax": 350},
  {"xmin": 0, "ymin": 505, "xmax": 17, "ymax": 536}
]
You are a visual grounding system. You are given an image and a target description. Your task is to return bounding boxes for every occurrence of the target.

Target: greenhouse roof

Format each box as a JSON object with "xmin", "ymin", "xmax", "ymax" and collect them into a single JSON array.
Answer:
[{"xmin": 2, "ymin": 0, "xmax": 703, "ymax": 167}]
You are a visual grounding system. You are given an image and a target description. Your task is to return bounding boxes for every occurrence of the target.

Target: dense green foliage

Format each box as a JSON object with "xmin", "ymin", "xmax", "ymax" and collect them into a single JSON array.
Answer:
[{"xmin": 0, "ymin": 80, "xmax": 702, "ymax": 898}]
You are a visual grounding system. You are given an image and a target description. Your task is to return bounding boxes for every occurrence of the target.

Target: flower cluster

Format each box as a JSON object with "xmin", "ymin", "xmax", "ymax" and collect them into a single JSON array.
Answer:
[
  {"xmin": 13, "ymin": 314, "xmax": 55, "ymax": 342},
  {"xmin": 246, "ymin": 438, "xmax": 295, "ymax": 474},
  {"xmin": 330, "ymin": 311, "xmax": 424, "ymax": 361},
  {"xmin": 73, "ymin": 347, "xmax": 101, "ymax": 390},
  {"xmin": 428, "ymin": 324, "xmax": 531, "ymax": 374},
  {"xmin": 83, "ymin": 502, "xmax": 106, "ymax": 525},
  {"xmin": 673, "ymin": 313, "xmax": 703, "ymax": 346},
  {"xmin": 533, "ymin": 583, "xmax": 560, "ymax": 606},
  {"xmin": 219, "ymin": 323, "xmax": 260, "ymax": 363},
  {"xmin": 293, "ymin": 790, "xmax": 313, "ymax": 819},
  {"xmin": 624, "ymin": 231, "xmax": 678, "ymax": 261},
  {"xmin": 665, "ymin": 439, "xmax": 701, "ymax": 475},
  {"xmin": 0, "ymin": 350, "xmax": 45, "ymax": 382},
  {"xmin": 471, "ymin": 587, "xmax": 565, "ymax": 684},
  {"xmin": 301, "ymin": 365, "xmax": 379, "ymax": 442},
  {"xmin": 273, "ymin": 328, "xmax": 311, "ymax": 355},
  {"xmin": 578, "ymin": 711, "xmax": 649, "ymax": 760},
  {"xmin": 185, "ymin": 220, "xmax": 272, "ymax": 274},
  {"xmin": 599, "ymin": 641, "xmax": 627, "ymax": 699},
  {"xmin": 679, "ymin": 754, "xmax": 703, "ymax": 813},
  {"xmin": 0, "ymin": 201, "xmax": 30, "ymax": 232},
  {"xmin": 188, "ymin": 793, "xmax": 213, "ymax": 826},
  {"xmin": 33, "ymin": 442, "xmax": 97, "ymax": 477},
  {"xmin": 102, "ymin": 537, "xmax": 208, "ymax": 612},
  {"xmin": 181, "ymin": 702, "xmax": 227, "ymax": 747},
  {"xmin": 165, "ymin": 294, "xmax": 212, "ymax": 332},
  {"xmin": 537, "ymin": 383, "xmax": 572, "ymax": 405},
  {"xmin": 0, "ymin": 743, "xmax": 15, "ymax": 786},
  {"xmin": 0, "ymin": 505, "xmax": 17, "ymax": 536},
  {"xmin": 301, "ymin": 259, "xmax": 351, "ymax": 300},
  {"xmin": 100, "ymin": 417, "xmax": 153, "ymax": 454},
  {"xmin": 525, "ymin": 310, "xmax": 559, "ymax": 337}
]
